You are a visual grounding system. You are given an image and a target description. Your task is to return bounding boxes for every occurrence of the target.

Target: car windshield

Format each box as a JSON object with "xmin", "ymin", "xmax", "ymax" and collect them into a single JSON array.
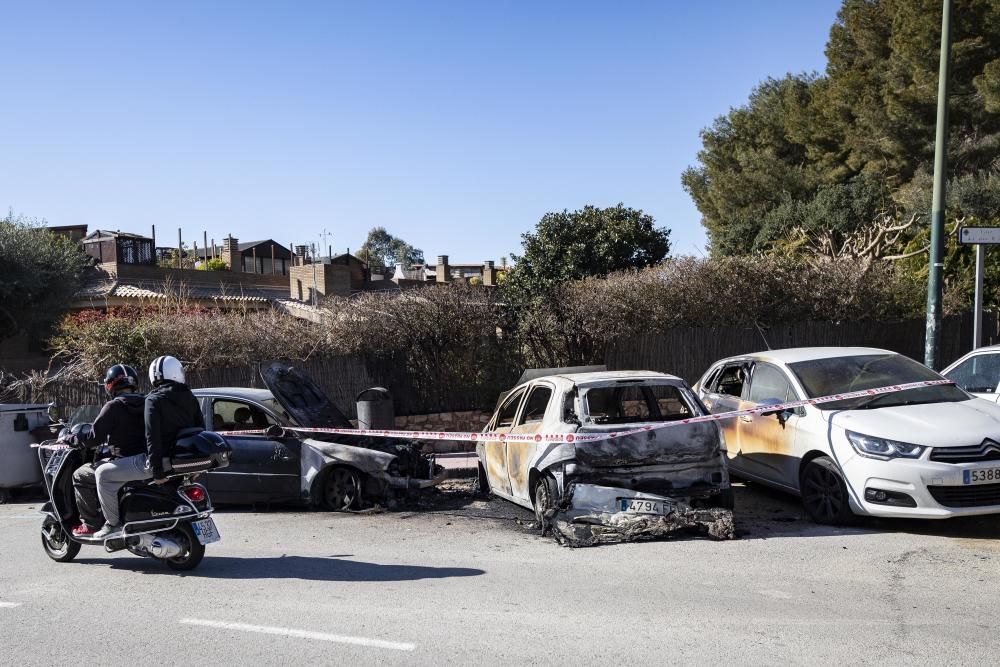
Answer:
[
  {"xmin": 582, "ymin": 382, "xmax": 698, "ymax": 424},
  {"xmin": 787, "ymin": 354, "xmax": 969, "ymax": 410}
]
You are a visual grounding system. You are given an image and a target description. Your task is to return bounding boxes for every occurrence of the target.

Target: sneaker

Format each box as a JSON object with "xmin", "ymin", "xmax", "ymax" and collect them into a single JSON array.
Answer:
[
  {"xmin": 93, "ymin": 523, "xmax": 122, "ymax": 540},
  {"xmin": 72, "ymin": 524, "xmax": 96, "ymax": 537}
]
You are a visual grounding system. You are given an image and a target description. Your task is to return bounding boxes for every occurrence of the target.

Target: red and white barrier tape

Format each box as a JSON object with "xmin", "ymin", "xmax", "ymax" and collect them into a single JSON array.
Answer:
[{"xmin": 220, "ymin": 379, "xmax": 954, "ymax": 444}]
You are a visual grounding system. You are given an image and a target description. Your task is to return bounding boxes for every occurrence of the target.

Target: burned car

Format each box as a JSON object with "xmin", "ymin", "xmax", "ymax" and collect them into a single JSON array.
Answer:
[
  {"xmin": 476, "ymin": 370, "xmax": 735, "ymax": 545},
  {"xmin": 193, "ymin": 361, "xmax": 444, "ymax": 510}
]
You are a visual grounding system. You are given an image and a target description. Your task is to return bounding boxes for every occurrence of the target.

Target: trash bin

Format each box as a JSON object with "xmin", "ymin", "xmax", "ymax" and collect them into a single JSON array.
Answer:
[
  {"xmin": 0, "ymin": 404, "xmax": 51, "ymax": 498},
  {"xmin": 356, "ymin": 387, "xmax": 393, "ymax": 430}
]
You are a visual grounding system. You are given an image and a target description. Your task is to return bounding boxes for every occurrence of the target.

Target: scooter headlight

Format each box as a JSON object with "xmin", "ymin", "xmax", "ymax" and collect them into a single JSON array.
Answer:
[{"xmin": 846, "ymin": 431, "xmax": 924, "ymax": 461}]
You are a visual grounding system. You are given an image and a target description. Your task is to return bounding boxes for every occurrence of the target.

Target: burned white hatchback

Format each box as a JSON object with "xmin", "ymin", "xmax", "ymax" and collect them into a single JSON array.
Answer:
[{"xmin": 477, "ymin": 369, "xmax": 734, "ymax": 545}]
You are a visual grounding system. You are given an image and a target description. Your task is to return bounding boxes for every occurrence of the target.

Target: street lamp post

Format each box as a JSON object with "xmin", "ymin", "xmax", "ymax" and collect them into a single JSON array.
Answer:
[{"xmin": 925, "ymin": 0, "xmax": 954, "ymax": 370}]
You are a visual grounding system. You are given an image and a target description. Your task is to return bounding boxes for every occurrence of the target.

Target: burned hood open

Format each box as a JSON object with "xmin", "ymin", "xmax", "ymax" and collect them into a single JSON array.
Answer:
[
  {"xmin": 261, "ymin": 360, "xmax": 353, "ymax": 430},
  {"xmin": 573, "ymin": 421, "xmax": 722, "ymax": 468}
]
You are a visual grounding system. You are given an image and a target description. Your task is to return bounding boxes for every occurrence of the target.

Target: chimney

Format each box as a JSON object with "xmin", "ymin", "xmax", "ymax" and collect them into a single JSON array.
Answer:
[
  {"xmin": 295, "ymin": 245, "xmax": 309, "ymax": 266},
  {"xmin": 436, "ymin": 255, "xmax": 450, "ymax": 283},
  {"xmin": 223, "ymin": 236, "xmax": 241, "ymax": 272},
  {"xmin": 483, "ymin": 260, "xmax": 497, "ymax": 286}
]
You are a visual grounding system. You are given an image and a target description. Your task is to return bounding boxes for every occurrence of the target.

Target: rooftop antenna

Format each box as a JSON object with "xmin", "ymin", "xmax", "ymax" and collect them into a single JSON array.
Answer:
[{"xmin": 319, "ymin": 229, "xmax": 333, "ymax": 261}]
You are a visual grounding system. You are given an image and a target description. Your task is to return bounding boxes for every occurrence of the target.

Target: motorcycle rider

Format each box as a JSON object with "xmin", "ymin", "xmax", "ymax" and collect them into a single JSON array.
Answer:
[
  {"xmin": 94, "ymin": 355, "xmax": 204, "ymax": 539},
  {"xmin": 69, "ymin": 364, "xmax": 145, "ymax": 537}
]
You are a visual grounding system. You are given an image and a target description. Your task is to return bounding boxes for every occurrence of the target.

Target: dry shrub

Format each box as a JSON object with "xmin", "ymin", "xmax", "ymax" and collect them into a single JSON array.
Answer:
[
  {"xmin": 46, "ymin": 258, "xmax": 929, "ymax": 399},
  {"xmin": 513, "ymin": 256, "xmax": 927, "ymax": 367}
]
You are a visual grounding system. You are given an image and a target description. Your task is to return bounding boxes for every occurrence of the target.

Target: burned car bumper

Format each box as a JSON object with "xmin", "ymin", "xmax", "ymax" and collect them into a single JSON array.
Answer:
[
  {"xmin": 386, "ymin": 465, "xmax": 448, "ymax": 489},
  {"xmin": 546, "ymin": 483, "xmax": 736, "ymax": 547},
  {"xmin": 560, "ymin": 459, "xmax": 730, "ymax": 505}
]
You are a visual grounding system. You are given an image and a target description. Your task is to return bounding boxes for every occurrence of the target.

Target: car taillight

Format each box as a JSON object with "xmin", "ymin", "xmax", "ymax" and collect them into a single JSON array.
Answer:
[{"xmin": 181, "ymin": 485, "xmax": 206, "ymax": 503}]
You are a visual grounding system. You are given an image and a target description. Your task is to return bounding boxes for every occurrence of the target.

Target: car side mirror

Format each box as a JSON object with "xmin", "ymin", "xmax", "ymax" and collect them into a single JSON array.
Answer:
[{"xmin": 264, "ymin": 424, "xmax": 286, "ymax": 438}]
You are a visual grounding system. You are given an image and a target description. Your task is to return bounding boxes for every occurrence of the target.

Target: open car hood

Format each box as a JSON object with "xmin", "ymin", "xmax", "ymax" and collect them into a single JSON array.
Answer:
[{"xmin": 260, "ymin": 360, "xmax": 354, "ymax": 430}]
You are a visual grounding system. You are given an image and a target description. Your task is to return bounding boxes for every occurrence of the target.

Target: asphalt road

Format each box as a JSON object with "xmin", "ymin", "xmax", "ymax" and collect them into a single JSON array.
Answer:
[{"xmin": 1, "ymin": 481, "xmax": 998, "ymax": 666}]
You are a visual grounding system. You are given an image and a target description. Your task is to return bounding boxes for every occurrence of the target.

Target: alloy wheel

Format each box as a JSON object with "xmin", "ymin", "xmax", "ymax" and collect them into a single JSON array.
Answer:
[{"xmin": 324, "ymin": 468, "xmax": 361, "ymax": 511}]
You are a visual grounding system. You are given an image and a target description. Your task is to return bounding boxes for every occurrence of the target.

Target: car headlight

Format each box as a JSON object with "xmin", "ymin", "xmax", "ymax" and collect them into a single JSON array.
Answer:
[{"xmin": 846, "ymin": 431, "xmax": 924, "ymax": 460}]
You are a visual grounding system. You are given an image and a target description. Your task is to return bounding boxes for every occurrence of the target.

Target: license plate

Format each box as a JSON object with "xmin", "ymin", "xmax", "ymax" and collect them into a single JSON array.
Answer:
[
  {"xmin": 964, "ymin": 467, "xmax": 1000, "ymax": 485},
  {"xmin": 619, "ymin": 498, "xmax": 663, "ymax": 515},
  {"xmin": 191, "ymin": 518, "xmax": 220, "ymax": 545}
]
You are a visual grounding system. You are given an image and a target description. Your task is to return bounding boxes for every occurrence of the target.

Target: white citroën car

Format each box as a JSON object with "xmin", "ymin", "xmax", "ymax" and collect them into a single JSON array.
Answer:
[
  {"xmin": 696, "ymin": 347, "xmax": 1000, "ymax": 524},
  {"xmin": 476, "ymin": 370, "xmax": 732, "ymax": 521}
]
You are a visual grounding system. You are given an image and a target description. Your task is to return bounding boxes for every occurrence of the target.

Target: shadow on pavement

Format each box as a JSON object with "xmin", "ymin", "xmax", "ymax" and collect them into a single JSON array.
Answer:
[
  {"xmin": 734, "ymin": 481, "xmax": 1000, "ymax": 541},
  {"xmin": 77, "ymin": 555, "xmax": 485, "ymax": 581}
]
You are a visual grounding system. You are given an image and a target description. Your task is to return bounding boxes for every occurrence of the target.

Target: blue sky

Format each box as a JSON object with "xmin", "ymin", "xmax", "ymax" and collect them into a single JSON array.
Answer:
[{"xmin": 1, "ymin": 1, "xmax": 841, "ymax": 262}]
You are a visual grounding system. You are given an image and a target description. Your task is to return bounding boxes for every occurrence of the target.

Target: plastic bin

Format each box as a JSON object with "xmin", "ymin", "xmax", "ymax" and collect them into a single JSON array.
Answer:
[
  {"xmin": 0, "ymin": 404, "xmax": 50, "ymax": 494},
  {"xmin": 356, "ymin": 387, "xmax": 394, "ymax": 430}
]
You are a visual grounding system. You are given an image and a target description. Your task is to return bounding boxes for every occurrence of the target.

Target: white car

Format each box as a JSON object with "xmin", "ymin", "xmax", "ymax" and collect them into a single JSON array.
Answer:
[
  {"xmin": 941, "ymin": 344, "xmax": 1000, "ymax": 401},
  {"xmin": 695, "ymin": 347, "xmax": 1000, "ymax": 523}
]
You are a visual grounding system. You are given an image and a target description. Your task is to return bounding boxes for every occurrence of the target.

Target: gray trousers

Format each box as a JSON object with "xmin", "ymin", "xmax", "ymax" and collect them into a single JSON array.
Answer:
[{"xmin": 95, "ymin": 453, "xmax": 152, "ymax": 526}]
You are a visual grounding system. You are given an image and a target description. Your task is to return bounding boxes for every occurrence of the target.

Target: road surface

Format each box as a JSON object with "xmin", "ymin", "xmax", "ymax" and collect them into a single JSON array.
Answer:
[{"xmin": 1, "ymin": 481, "xmax": 997, "ymax": 665}]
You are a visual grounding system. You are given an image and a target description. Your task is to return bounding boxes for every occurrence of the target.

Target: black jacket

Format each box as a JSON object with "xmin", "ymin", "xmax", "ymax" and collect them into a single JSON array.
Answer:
[
  {"xmin": 145, "ymin": 380, "xmax": 204, "ymax": 478},
  {"xmin": 89, "ymin": 392, "xmax": 146, "ymax": 458}
]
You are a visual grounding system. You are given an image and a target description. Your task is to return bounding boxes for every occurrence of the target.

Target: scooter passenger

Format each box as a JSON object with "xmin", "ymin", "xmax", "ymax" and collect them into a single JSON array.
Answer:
[
  {"xmin": 69, "ymin": 364, "xmax": 145, "ymax": 537},
  {"xmin": 94, "ymin": 355, "xmax": 204, "ymax": 539}
]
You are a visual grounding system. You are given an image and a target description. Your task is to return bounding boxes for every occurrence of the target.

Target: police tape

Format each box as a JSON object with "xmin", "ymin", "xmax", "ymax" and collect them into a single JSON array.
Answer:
[{"xmin": 219, "ymin": 379, "xmax": 954, "ymax": 445}]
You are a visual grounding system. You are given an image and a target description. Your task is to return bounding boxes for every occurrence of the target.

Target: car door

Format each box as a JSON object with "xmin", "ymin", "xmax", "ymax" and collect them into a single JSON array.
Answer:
[
  {"xmin": 204, "ymin": 397, "xmax": 300, "ymax": 503},
  {"xmin": 506, "ymin": 383, "xmax": 554, "ymax": 503},
  {"xmin": 737, "ymin": 362, "xmax": 802, "ymax": 485},
  {"xmin": 483, "ymin": 387, "xmax": 526, "ymax": 499},
  {"xmin": 942, "ymin": 352, "xmax": 1000, "ymax": 402},
  {"xmin": 700, "ymin": 361, "xmax": 752, "ymax": 470}
]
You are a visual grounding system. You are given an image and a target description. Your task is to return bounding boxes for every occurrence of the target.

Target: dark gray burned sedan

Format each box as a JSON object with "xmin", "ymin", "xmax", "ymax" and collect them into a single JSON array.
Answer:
[{"xmin": 193, "ymin": 362, "xmax": 444, "ymax": 509}]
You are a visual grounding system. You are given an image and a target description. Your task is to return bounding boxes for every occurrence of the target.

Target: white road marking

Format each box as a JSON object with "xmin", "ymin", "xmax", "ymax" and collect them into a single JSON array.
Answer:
[
  {"xmin": 0, "ymin": 602, "xmax": 22, "ymax": 608},
  {"xmin": 179, "ymin": 618, "xmax": 416, "ymax": 652}
]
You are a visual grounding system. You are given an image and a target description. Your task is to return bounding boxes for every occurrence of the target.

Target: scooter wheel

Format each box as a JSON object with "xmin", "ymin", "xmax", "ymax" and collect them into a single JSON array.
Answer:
[
  {"xmin": 165, "ymin": 524, "xmax": 206, "ymax": 571},
  {"xmin": 41, "ymin": 520, "xmax": 81, "ymax": 563}
]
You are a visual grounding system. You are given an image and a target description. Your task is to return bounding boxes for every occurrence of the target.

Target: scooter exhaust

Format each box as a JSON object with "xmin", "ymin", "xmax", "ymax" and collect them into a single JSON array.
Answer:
[{"xmin": 136, "ymin": 534, "xmax": 184, "ymax": 559}]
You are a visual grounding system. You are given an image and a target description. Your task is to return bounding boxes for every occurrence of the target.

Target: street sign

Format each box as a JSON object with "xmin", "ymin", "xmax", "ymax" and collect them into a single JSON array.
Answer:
[{"xmin": 958, "ymin": 227, "xmax": 1000, "ymax": 244}]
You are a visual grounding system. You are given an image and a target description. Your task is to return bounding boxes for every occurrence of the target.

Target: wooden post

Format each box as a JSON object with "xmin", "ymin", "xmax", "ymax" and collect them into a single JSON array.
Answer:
[
  {"xmin": 177, "ymin": 228, "xmax": 182, "ymax": 269},
  {"xmin": 271, "ymin": 244, "xmax": 276, "ymax": 275}
]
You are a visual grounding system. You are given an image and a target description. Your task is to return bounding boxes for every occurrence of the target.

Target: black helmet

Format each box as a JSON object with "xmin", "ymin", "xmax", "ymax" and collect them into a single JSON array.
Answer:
[{"xmin": 103, "ymin": 364, "xmax": 139, "ymax": 396}]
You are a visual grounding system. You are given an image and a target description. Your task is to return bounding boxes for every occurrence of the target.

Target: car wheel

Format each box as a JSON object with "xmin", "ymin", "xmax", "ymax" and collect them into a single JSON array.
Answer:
[
  {"xmin": 800, "ymin": 457, "xmax": 855, "ymax": 525},
  {"xmin": 322, "ymin": 467, "xmax": 362, "ymax": 511},
  {"xmin": 41, "ymin": 519, "xmax": 81, "ymax": 563},
  {"xmin": 532, "ymin": 474, "xmax": 559, "ymax": 523}
]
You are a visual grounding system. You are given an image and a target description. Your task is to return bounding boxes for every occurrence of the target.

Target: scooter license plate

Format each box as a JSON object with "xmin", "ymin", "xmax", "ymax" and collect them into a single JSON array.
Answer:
[{"xmin": 191, "ymin": 518, "xmax": 220, "ymax": 545}]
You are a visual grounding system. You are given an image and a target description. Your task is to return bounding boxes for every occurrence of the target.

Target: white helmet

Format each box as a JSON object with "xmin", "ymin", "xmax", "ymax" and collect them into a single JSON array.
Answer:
[{"xmin": 149, "ymin": 355, "xmax": 185, "ymax": 385}]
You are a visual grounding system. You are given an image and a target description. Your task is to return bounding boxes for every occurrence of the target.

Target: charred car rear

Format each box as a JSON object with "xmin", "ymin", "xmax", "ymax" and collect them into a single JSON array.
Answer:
[{"xmin": 476, "ymin": 370, "xmax": 734, "ymax": 543}]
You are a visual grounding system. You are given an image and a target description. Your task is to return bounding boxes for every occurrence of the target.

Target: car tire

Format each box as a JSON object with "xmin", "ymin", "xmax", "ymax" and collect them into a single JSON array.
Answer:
[
  {"xmin": 800, "ymin": 457, "xmax": 855, "ymax": 525},
  {"xmin": 532, "ymin": 474, "xmax": 559, "ymax": 523},
  {"xmin": 321, "ymin": 466, "xmax": 362, "ymax": 511}
]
